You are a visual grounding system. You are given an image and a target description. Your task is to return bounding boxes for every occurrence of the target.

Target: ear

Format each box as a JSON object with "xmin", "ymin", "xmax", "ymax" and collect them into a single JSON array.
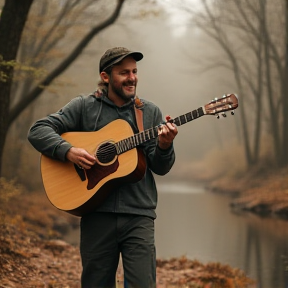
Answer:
[{"xmin": 100, "ymin": 71, "xmax": 109, "ymax": 83}]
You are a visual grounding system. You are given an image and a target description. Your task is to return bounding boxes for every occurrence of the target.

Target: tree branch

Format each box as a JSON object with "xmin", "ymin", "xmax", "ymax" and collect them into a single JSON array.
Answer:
[{"xmin": 8, "ymin": 0, "xmax": 125, "ymax": 126}]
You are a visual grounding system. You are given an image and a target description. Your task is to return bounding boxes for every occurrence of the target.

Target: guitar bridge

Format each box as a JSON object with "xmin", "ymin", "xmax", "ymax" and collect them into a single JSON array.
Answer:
[{"xmin": 74, "ymin": 164, "xmax": 86, "ymax": 181}]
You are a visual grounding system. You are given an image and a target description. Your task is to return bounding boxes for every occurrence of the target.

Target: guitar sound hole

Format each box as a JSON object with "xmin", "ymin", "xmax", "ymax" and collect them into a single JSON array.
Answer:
[{"xmin": 96, "ymin": 142, "xmax": 117, "ymax": 164}]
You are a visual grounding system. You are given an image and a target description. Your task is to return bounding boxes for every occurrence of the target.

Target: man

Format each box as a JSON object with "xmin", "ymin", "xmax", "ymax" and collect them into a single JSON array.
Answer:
[{"xmin": 28, "ymin": 47, "xmax": 178, "ymax": 288}]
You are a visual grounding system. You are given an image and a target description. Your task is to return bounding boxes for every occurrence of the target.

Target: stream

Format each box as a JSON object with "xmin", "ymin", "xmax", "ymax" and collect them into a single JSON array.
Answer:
[{"xmin": 64, "ymin": 181, "xmax": 288, "ymax": 288}]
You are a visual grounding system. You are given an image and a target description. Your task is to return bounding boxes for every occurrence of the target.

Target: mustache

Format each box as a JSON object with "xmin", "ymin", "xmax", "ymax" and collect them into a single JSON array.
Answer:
[{"xmin": 124, "ymin": 80, "xmax": 136, "ymax": 86}]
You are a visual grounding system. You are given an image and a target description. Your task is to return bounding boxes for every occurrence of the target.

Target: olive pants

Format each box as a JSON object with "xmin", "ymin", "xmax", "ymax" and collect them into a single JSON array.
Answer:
[{"xmin": 80, "ymin": 212, "xmax": 156, "ymax": 288}]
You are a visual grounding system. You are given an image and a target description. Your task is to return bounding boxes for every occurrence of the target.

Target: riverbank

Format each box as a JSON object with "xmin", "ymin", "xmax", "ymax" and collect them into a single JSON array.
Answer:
[
  {"xmin": 207, "ymin": 165, "xmax": 288, "ymax": 219},
  {"xmin": 0, "ymin": 179, "xmax": 255, "ymax": 288},
  {"xmin": 178, "ymin": 156, "xmax": 288, "ymax": 220}
]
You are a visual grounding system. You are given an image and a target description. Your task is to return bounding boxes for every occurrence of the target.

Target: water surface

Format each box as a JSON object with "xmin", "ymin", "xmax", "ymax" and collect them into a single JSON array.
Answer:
[
  {"xmin": 64, "ymin": 181, "xmax": 288, "ymax": 287},
  {"xmin": 155, "ymin": 182, "xmax": 288, "ymax": 288}
]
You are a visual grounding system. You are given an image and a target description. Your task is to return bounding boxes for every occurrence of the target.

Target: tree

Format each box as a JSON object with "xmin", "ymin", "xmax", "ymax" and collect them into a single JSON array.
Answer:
[
  {"xmin": 0, "ymin": 0, "xmax": 125, "ymax": 176},
  {"xmin": 0, "ymin": 0, "xmax": 34, "ymax": 176},
  {"xmin": 168, "ymin": 0, "xmax": 288, "ymax": 168}
]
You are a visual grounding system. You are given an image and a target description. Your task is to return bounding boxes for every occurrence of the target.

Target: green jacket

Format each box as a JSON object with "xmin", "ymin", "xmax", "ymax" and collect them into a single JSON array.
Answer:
[{"xmin": 28, "ymin": 92, "xmax": 175, "ymax": 219}]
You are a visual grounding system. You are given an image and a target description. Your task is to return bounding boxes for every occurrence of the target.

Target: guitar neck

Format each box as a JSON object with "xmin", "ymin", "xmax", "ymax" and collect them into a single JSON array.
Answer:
[{"xmin": 116, "ymin": 107, "xmax": 205, "ymax": 154}]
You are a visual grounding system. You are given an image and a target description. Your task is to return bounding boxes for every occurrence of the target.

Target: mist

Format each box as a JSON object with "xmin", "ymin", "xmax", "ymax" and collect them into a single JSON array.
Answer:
[{"xmin": 29, "ymin": 6, "xmax": 239, "ymax": 181}]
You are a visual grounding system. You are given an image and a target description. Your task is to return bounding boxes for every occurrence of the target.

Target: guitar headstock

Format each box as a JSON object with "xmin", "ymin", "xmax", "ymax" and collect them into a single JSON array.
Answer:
[{"xmin": 204, "ymin": 94, "xmax": 238, "ymax": 118}]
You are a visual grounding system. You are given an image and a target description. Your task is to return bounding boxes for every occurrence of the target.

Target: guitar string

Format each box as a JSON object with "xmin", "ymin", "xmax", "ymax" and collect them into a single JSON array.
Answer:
[
  {"xmin": 96, "ymin": 127, "xmax": 160, "ymax": 156},
  {"xmin": 94, "ymin": 112, "xmax": 199, "ymax": 157},
  {"xmin": 94, "ymin": 119, "xmax": 184, "ymax": 157},
  {"xmin": 94, "ymin": 104, "xmax": 233, "ymax": 159},
  {"xmin": 91, "ymin": 104, "xmax": 235, "ymax": 159},
  {"xmin": 95, "ymin": 115, "xmax": 187, "ymax": 157}
]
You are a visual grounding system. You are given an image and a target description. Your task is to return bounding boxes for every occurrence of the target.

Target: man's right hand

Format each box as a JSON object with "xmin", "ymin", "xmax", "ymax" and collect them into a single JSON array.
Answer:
[{"xmin": 66, "ymin": 147, "xmax": 96, "ymax": 169}]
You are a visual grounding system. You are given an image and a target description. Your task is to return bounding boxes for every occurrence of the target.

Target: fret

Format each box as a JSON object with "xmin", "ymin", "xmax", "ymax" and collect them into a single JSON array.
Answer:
[
  {"xmin": 151, "ymin": 128, "xmax": 155, "ymax": 139},
  {"xmin": 122, "ymin": 140, "xmax": 127, "ymax": 151},
  {"xmin": 139, "ymin": 132, "xmax": 144, "ymax": 143},
  {"xmin": 197, "ymin": 107, "xmax": 204, "ymax": 117},
  {"xmin": 135, "ymin": 134, "xmax": 139, "ymax": 146},
  {"xmin": 173, "ymin": 117, "xmax": 181, "ymax": 126},
  {"xmin": 147, "ymin": 131, "xmax": 150, "ymax": 140},
  {"xmin": 115, "ymin": 144, "xmax": 121, "ymax": 154},
  {"xmin": 128, "ymin": 137, "xmax": 134, "ymax": 149},
  {"xmin": 116, "ymin": 107, "xmax": 206, "ymax": 154},
  {"xmin": 179, "ymin": 115, "xmax": 187, "ymax": 125},
  {"xmin": 128, "ymin": 138, "xmax": 133, "ymax": 149},
  {"xmin": 131, "ymin": 136, "xmax": 136, "ymax": 147},
  {"xmin": 148, "ymin": 128, "xmax": 152, "ymax": 139},
  {"xmin": 154, "ymin": 127, "xmax": 157, "ymax": 138},
  {"xmin": 123, "ymin": 139, "xmax": 128, "ymax": 151},
  {"xmin": 192, "ymin": 110, "xmax": 198, "ymax": 119},
  {"xmin": 186, "ymin": 112, "xmax": 193, "ymax": 122},
  {"xmin": 117, "ymin": 142, "xmax": 123, "ymax": 154},
  {"xmin": 151, "ymin": 127, "xmax": 156, "ymax": 138}
]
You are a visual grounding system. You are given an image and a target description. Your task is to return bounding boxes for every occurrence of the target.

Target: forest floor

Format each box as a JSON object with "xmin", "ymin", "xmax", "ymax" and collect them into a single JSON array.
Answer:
[{"xmin": 2, "ymin": 161, "xmax": 288, "ymax": 288}]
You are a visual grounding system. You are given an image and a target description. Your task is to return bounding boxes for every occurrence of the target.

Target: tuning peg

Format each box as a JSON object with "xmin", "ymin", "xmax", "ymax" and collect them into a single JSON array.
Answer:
[
  {"xmin": 222, "ymin": 113, "xmax": 227, "ymax": 117},
  {"xmin": 231, "ymin": 111, "xmax": 235, "ymax": 115},
  {"xmin": 216, "ymin": 114, "xmax": 220, "ymax": 119}
]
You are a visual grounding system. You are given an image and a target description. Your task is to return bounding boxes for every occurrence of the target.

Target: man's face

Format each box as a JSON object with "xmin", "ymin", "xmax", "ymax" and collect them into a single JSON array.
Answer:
[{"xmin": 108, "ymin": 56, "xmax": 138, "ymax": 103}]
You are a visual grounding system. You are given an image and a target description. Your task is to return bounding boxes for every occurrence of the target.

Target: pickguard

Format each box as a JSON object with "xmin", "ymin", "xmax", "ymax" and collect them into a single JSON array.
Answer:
[{"xmin": 84, "ymin": 159, "xmax": 119, "ymax": 190}]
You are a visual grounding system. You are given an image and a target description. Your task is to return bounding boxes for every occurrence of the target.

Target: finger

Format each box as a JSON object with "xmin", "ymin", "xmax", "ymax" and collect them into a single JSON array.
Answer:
[
  {"xmin": 158, "ymin": 125, "xmax": 163, "ymax": 135},
  {"xmin": 77, "ymin": 160, "xmax": 84, "ymax": 169},
  {"xmin": 166, "ymin": 122, "xmax": 176, "ymax": 130},
  {"xmin": 81, "ymin": 159, "xmax": 96, "ymax": 167},
  {"xmin": 75, "ymin": 156, "xmax": 95, "ymax": 169},
  {"xmin": 84, "ymin": 153, "xmax": 96, "ymax": 162},
  {"xmin": 79, "ymin": 151, "xmax": 96, "ymax": 163},
  {"xmin": 158, "ymin": 124, "xmax": 169, "ymax": 135},
  {"xmin": 78, "ymin": 160, "xmax": 92, "ymax": 170}
]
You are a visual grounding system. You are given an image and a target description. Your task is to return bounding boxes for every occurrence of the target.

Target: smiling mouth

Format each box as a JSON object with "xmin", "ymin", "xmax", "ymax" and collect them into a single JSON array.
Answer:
[{"xmin": 124, "ymin": 85, "xmax": 135, "ymax": 90}]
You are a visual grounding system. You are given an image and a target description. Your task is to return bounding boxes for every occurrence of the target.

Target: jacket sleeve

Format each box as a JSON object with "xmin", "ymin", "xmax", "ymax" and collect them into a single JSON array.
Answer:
[
  {"xmin": 143, "ymin": 105, "xmax": 176, "ymax": 176},
  {"xmin": 27, "ymin": 96, "xmax": 83, "ymax": 161}
]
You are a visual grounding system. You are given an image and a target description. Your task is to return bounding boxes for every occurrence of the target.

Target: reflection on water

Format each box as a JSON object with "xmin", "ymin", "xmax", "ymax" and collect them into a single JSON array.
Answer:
[
  {"xmin": 64, "ymin": 181, "xmax": 288, "ymax": 288},
  {"xmin": 155, "ymin": 182, "xmax": 288, "ymax": 288}
]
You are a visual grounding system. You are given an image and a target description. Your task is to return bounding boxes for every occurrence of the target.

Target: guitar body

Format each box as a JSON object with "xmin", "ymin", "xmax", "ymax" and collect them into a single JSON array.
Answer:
[{"xmin": 40, "ymin": 119, "xmax": 146, "ymax": 216}]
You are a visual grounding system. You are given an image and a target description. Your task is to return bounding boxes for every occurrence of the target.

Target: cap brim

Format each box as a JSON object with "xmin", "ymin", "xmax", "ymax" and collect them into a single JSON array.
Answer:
[{"xmin": 101, "ymin": 51, "xmax": 143, "ymax": 72}]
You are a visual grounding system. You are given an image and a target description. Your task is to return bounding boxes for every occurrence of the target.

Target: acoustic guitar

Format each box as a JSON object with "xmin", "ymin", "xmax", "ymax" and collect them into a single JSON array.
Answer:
[{"xmin": 41, "ymin": 93, "xmax": 238, "ymax": 216}]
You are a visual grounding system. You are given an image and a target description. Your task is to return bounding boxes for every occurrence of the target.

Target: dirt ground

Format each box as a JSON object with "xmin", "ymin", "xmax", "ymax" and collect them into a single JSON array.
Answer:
[{"xmin": 0, "ymin": 184, "xmax": 256, "ymax": 288}]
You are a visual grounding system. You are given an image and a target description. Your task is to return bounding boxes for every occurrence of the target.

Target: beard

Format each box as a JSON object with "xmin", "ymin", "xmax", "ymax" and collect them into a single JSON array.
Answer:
[{"xmin": 110, "ymin": 79, "xmax": 137, "ymax": 102}]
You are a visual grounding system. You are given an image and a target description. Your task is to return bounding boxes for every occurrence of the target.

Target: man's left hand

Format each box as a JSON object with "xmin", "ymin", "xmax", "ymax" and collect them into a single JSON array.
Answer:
[{"xmin": 157, "ymin": 115, "xmax": 178, "ymax": 150}]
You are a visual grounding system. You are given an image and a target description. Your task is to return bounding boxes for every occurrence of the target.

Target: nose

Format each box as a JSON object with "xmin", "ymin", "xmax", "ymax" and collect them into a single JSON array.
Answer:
[{"xmin": 127, "ymin": 72, "xmax": 136, "ymax": 81}]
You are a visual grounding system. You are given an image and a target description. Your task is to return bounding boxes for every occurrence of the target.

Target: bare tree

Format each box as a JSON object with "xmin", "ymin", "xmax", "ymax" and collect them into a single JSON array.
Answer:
[
  {"xmin": 0, "ymin": 0, "xmax": 125, "ymax": 176},
  {"xmin": 0, "ymin": 0, "xmax": 34, "ymax": 176},
  {"xmin": 169, "ymin": 0, "xmax": 288, "ymax": 168}
]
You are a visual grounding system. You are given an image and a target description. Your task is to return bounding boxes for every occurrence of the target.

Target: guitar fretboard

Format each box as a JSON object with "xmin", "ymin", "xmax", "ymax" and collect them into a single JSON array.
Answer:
[{"xmin": 116, "ymin": 107, "xmax": 205, "ymax": 154}]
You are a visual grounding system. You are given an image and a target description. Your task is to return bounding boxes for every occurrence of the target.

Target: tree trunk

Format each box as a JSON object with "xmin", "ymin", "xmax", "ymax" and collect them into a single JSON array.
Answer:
[
  {"xmin": 280, "ymin": 0, "xmax": 288, "ymax": 166},
  {"xmin": 0, "ymin": 0, "xmax": 125, "ymax": 177},
  {"xmin": 261, "ymin": 0, "xmax": 281, "ymax": 165},
  {"xmin": 0, "ymin": 0, "xmax": 34, "ymax": 176}
]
